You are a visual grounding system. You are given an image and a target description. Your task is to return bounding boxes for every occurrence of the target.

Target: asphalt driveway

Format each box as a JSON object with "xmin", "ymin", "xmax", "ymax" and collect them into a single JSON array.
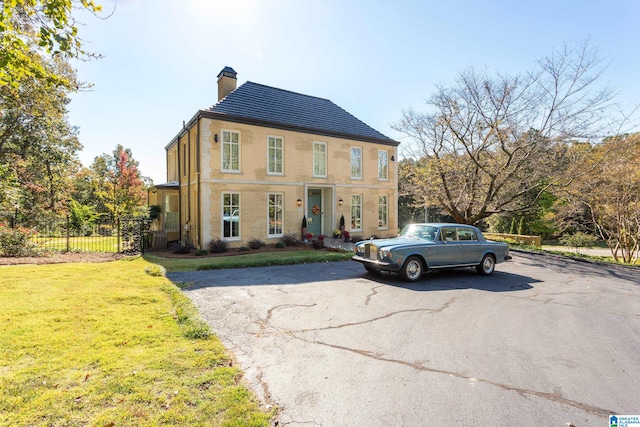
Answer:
[{"xmin": 169, "ymin": 253, "xmax": 640, "ymax": 426}]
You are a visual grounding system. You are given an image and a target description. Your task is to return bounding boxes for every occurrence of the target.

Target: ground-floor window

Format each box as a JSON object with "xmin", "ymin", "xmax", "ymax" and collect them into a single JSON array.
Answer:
[
  {"xmin": 222, "ymin": 193, "xmax": 240, "ymax": 239},
  {"xmin": 378, "ymin": 195, "xmax": 388, "ymax": 229},
  {"xmin": 268, "ymin": 193, "xmax": 284, "ymax": 237},
  {"xmin": 351, "ymin": 194, "xmax": 362, "ymax": 231}
]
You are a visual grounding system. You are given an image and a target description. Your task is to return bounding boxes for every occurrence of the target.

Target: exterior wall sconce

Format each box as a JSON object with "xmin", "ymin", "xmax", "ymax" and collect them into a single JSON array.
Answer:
[
  {"xmin": 214, "ymin": 134, "xmax": 218, "ymax": 143},
  {"xmin": 338, "ymin": 198, "xmax": 343, "ymax": 206},
  {"xmin": 297, "ymin": 199, "xmax": 302, "ymax": 207},
  {"xmin": 391, "ymin": 155, "xmax": 395, "ymax": 161}
]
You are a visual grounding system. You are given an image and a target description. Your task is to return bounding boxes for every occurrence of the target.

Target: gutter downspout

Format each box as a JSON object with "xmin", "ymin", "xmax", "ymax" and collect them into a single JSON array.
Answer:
[{"xmin": 186, "ymin": 121, "xmax": 191, "ymax": 245}]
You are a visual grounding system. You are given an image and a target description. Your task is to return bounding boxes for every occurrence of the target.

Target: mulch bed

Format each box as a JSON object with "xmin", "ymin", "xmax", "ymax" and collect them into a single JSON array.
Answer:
[{"xmin": 0, "ymin": 252, "xmax": 124, "ymax": 266}]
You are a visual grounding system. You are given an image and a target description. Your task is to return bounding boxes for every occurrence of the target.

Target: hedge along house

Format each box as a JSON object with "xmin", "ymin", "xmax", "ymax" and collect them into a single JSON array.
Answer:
[{"xmin": 149, "ymin": 67, "xmax": 400, "ymax": 249}]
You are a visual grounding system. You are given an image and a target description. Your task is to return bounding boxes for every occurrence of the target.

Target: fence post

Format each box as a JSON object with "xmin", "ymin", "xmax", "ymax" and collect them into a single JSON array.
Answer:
[
  {"xmin": 117, "ymin": 217, "xmax": 121, "ymax": 253},
  {"xmin": 66, "ymin": 215, "xmax": 70, "ymax": 253}
]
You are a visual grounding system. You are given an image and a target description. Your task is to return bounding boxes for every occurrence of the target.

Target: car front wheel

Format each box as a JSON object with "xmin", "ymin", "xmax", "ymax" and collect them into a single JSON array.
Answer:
[
  {"xmin": 476, "ymin": 254, "xmax": 496, "ymax": 275},
  {"xmin": 400, "ymin": 256, "xmax": 424, "ymax": 282},
  {"xmin": 364, "ymin": 265, "xmax": 381, "ymax": 274}
]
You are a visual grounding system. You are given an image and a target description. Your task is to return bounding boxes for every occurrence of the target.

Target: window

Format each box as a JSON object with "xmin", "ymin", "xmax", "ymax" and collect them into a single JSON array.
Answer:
[
  {"xmin": 351, "ymin": 194, "xmax": 362, "ymax": 231},
  {"xmin": 268, "ymin": 136, "xmax": 283, "ymax": 175},
  {"xmin": 457, "ymin": 227, "xmax": 478, "ymax": 241},
  {"xmin": 378, "ymin": 195, "xmax": 388, "ymax": 229},
  {"xmin": 222, "ymin": 130, "xmax": 240, "ymax": 172},
  {"xmin": 222, "ymin": 193, "xmax": 240, "ymax": 239},
  {"xmin": 268, "ymin": 193, "xmax": 284, "ymax": 237},
  {"xmin": 313, "ymin": 142, "xmax": 326, "ymax": 177},
  {"xmin": 378, "ymin": 150, "xmax": 388, "ymax": 180},
  {"xmin": 351, "ymin": 147, "xmax": 362, "ymax": 179}
]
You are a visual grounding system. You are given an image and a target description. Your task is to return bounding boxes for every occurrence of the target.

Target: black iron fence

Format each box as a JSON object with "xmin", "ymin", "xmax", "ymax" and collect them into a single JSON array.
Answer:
[{"xmin": 0, "ymin": 213, "xmax": 150, "ymax": 255}]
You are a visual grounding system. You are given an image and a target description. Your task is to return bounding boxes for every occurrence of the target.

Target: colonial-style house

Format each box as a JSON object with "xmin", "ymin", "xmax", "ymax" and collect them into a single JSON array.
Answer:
[{"xmin": 149, "ymin": 67, "xmax": 400, "ymax": 249}]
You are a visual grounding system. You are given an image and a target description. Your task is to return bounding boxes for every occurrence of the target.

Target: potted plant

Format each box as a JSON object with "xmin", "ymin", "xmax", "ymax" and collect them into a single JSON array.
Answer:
[
  {"xmin": 339, "ymin": 214, "xmax": 345, "ymax": 233},
  {"xmin": 333, "ymin": 229, "xmax": 342, "ymax": 238},
  {"xmin": 312, "ymin": 234, "xmax": 325, "ymax": 249},
  {"xmin": 301, "ymin": 215, "xmax": 308, "ymax": 241},
  {"xmin": 343, "ymin": 230, "xmax": 351, "ymax": 242}
]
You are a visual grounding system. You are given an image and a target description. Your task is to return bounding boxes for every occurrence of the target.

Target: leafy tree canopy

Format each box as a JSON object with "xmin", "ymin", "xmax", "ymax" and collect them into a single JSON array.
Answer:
[{"xmin": 1, "ymin": 0, "xmax": 102, "ymax": 90}]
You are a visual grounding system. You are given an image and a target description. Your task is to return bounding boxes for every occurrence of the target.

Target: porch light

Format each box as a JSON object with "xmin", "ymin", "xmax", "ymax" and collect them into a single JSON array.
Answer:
[
  {"xmin": 338, "ymin": 198, "xmax": 343, "ymax": 206},
  {"xmin": 297, "ymin": 199, "xmax": 302, "ymax": 207}
]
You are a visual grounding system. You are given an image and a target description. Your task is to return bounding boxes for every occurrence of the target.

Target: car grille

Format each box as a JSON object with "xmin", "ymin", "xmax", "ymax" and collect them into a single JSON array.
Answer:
[{"xmin": 364, "ymin": 244, "xmax": 377, "ymax": 260}]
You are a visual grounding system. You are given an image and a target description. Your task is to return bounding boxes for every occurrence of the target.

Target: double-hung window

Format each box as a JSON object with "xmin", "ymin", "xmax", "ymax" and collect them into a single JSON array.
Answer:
[
  {"xmin": 268, "ymin": 193, "xmax": 284, "ymax": 237},
  {"xmin": 222, "ymin": 130, "xmax": 240, "ymax": 172},
  {"xmin": 313, "ymin": 142, "xmax": 326, "ymax": 177},
  {"xmin": 378, "ymin": 150, "xmax": 388, "ymax": 180},
  {"xmin": 222, "ymin": 193, "xmax": 240, "ymax": 239},
  {"xmin": 378, "ymin": 195, "xmax": 388, "ymax": 229},
  {"xmin": 268, "ymin": 136, "xmax": 283, "ymax": 175},
  {"xmin": 351, "ymin": 194, "xmax": 362, "ymax": 231},
  {"xmin": 351, "ymin": 147, "xmax": 362, "ymax": 179}
]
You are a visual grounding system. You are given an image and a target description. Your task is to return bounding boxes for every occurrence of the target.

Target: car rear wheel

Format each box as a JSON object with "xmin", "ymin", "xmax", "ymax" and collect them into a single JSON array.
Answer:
[
  {"xmin": 400, "ymin": 256, "xmax": 424, "ymax": 282},
  {"xmin": 476, "ymin": 254, "xmax": 495, "ymax": 275}
]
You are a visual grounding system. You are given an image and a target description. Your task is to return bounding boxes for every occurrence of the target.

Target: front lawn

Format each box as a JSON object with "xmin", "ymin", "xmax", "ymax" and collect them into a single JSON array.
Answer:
[{"xmin": 0, "ymin": 257, "xmax": 271, "ymax": 426}]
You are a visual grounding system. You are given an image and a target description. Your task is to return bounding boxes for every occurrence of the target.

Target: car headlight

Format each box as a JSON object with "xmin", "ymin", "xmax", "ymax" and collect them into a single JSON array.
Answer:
[
  {"xmin": 379, "ymin": 248, "xmax": 391, "ymax": 259},
  {"xmin": 355, "ymin": 244, "xmax": 364, "ymax": 255}
]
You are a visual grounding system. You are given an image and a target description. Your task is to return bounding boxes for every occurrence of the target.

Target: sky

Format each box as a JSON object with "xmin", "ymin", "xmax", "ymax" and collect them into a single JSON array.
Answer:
[{"xmin": 68, "ymin": 0, "xmax": 640, "ymax": 185}]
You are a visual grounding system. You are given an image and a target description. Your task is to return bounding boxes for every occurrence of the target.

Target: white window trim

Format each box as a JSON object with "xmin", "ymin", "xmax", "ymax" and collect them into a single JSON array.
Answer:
[
  {"xmin": 378, "ymin": 149, "xmax": 388, "ymax": 181},
  {"xmin": 351, "ymin": 146, "xmax": 362, "ymax": 180},
  {"xmin": 313, "ymin": 141, "xmax": 327, "ymax": 178},
  {"xmin": 221, "ymin": 192, "xmax": 241, "ymax": 241},
  {"xmin": 378, "ymin": 195, "xmax": 389, "ymax": 230},
  {"xmin": 221, "ymin": 129, "xmax": 241, "ymax": 173},
  {"xmin": 267, "ymin": 192, "xmax": 284, "ymax": 238},
  {"xmin": 267, "ymin": 135, "xmax": 284, "ymax": 176},
  {"xmin": 351, "ymin": 194, "xmax": 363, "ymax": 232}
]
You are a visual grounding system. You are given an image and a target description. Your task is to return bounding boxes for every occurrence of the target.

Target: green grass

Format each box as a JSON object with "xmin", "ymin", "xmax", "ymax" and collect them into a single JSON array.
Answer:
[
  {"xmin": 144, "ymin": 250, "xmax": 354, "ymax": 272},
  {"xmin": 33, "ymin": 236, "xmax": 120, "ymax": 252},
  {"xmin": 0, "ymin": 258, "xmax": 272, "ymax": 426}
]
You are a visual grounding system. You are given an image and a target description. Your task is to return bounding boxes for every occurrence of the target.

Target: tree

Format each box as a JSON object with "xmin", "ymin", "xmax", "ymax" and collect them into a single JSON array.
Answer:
[
  {"xmin": 393, "ymin": 40, "xmax": 622, "ymax": 225},
  {"xmin": 1, "ymin": 0, "xmax": 102, "ymax": 90},
  {"xmin": 0, "ymin": 53, "xmax": 82, "ymax": 224},
  {"xmin": 567, "ymin": 134, "xmax": 640, "ymax": 263},
  {"xmin": 90, "ymin": 145, "xmax": 148, "ymax": 218}
]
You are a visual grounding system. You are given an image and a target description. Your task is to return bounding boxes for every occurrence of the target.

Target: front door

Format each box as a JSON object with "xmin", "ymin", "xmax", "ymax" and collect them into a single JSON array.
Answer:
[{"xmin": 307, "ymin": 189, "xmax": 322, "ymax": 236}]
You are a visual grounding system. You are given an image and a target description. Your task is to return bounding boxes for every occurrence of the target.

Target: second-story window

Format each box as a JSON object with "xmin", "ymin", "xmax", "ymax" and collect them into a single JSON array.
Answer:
[
  {"xmin": 351, "ymin": 146, "xmax": 362, "ymax": 179},
  {"xmin": 378, "ymin": 150, "xmax": 388, "ymax": 180},
  {"xmin": 313, "ymin": 142, "xmax": 326, "ymax": 177},
  {"xmin": 268, "ymin": 136, "xmax": 284, "ymax": 175},
  {"xmin": 222, "ymin": 130, "xmax": 240, "ymax": 172}
]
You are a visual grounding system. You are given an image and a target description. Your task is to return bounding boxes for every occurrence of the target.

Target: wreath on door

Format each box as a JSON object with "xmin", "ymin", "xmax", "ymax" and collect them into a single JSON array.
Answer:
[{"xmin": 311, "ymin": 205, "xmax": 320, "ymax": 215}]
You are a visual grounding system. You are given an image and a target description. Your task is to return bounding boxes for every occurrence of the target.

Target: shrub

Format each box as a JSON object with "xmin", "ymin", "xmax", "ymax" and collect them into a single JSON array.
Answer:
[
  {"xmin": 275, "ymin": 241, "xmax": 286, "ymax": 249},
  {"xmin": 350, "ymin": 234, "xmax": 364, "ymax": 243},
  {"xmin": 239, "ymin": 246, "xmax": 250, "ymax": 252},
  {"xmin": 171, "ymin": 243, "xmax": 193, "ymax": 254},
  {"xmin": 282, "ymin": 232, "xmax": 298, "ymax": 246},
  {"xmin": 248, "ymin": 237, "xmax": 266, "ymax": 250},
  {"xmin": 208, "ymin": 238, "xmax": 229, "ymax": 253},
  {"xmin": 560, "ymin": 232, "xmax": 598, "ymax": 252},
  {"xmin": 0, "ymin": 224, "xmax": 39, "ymax": 257},
  {"xmin": 194, "ymin": 249, "xmax": 208, "ymax": 256}
]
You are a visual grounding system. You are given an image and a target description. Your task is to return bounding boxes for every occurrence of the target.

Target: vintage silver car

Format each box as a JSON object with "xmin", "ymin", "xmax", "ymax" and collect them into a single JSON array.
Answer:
[{"xmin": 352, "ymin": 223, "xmax": 512, "ymax": 281}]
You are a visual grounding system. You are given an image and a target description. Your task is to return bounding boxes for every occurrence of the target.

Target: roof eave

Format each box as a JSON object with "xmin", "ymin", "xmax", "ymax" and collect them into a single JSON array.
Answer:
[{"xmin": 198, "ymin": 110, "xmax": 400, "ymax": 147}]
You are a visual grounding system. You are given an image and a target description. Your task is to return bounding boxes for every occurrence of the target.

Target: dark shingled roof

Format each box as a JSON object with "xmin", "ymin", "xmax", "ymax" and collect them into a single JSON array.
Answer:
[{"xmin": 203, "ymin": 81, "xmax": 398, "ymax": 146}]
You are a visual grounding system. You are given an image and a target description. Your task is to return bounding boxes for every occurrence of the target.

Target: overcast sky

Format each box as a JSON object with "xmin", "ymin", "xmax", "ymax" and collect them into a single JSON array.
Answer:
[{"xmin": 68, "ymin": 0, "xmax": 640, "ymax": 184}]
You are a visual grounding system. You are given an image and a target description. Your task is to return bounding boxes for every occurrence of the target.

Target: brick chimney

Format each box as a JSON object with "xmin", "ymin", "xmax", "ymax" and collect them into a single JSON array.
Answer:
[{"xmin": 217, "ymin": 66, "xmax": 237, "ymax": 101}]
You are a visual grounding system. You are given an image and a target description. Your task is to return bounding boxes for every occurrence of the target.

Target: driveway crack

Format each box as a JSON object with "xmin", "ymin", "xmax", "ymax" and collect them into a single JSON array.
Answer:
[{"xmin": 299, "ymin": 337, "xmax": 614, "ymax": 418}]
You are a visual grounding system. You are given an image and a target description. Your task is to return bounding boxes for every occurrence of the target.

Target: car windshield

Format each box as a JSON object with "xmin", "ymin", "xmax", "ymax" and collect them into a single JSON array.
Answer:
[{"xmin": 399, "ymin": 224, "xmax": 438, "ymax": 242}]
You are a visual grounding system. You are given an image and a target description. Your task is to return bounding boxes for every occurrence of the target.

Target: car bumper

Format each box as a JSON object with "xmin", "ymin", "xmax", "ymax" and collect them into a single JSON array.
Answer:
[{"xmin": 352, "ymin": 255, "xmax": 400, "ymax": 272}]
